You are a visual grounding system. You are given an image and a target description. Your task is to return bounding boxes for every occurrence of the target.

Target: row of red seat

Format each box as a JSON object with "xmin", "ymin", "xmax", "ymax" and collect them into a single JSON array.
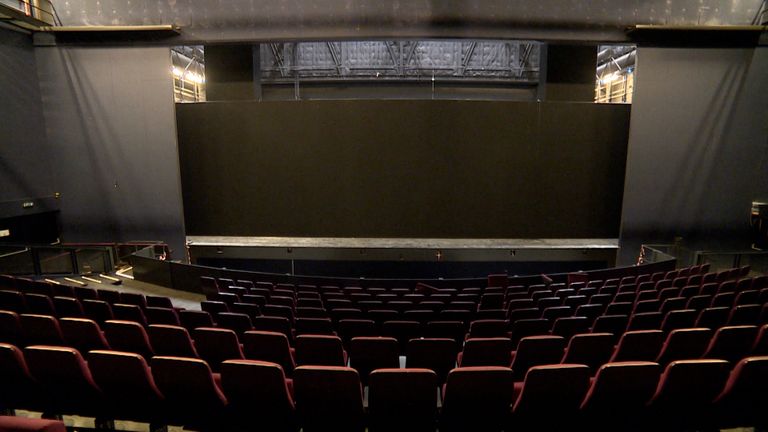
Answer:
[
  {"xmin": 3, "ymin": 306, "xmax": 768, "ymax": 384},
  {"xmin": 2, "ymin": 341, "xmax": 767, "ymax": 431}
]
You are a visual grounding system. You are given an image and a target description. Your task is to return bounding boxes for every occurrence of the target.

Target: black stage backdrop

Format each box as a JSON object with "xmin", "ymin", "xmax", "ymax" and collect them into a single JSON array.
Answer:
[{"xmin": 176, "ymin": 100, "xmax": 630, "ymax": 238}]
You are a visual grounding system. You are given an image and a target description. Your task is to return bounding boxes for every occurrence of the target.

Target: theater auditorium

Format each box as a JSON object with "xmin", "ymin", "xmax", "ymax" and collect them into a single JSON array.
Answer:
[{"xmin": 1, "ymin": 0, "xmax": 767, "ymax": 431}]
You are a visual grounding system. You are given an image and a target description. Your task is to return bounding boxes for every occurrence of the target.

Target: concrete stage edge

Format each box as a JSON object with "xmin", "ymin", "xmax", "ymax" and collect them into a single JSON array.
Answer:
[{"xmin": 186, "ymin": 236, "xmax": 619, "ymax": 265}]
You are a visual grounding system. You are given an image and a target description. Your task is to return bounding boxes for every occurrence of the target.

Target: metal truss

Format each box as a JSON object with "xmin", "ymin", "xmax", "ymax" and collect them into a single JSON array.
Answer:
[{"xmin": 259, "ymin": 40, "xmax": 540, "ymax": 83}]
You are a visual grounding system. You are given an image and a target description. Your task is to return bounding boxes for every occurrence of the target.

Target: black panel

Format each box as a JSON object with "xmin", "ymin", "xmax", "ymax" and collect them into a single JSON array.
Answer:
[
  {"xmin": 204, "ymin": 44, "xmax": 256, "ymax": 101},
  {"xmin": 545, "ymin": 44, "xmax": 598, "ymax": 101},
  {"xmin": 177, "ymin": 100, "xmax": 630, "ymax": 238},
  {"xmin": 0, "ymin": 212, "xmax": 60, "ymax": 244}
]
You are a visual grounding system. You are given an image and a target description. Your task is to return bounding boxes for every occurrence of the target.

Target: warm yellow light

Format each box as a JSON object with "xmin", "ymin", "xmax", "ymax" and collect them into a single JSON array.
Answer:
[
  {"xmin": 185, "ymin": 71, "xmax": 205, "ymax": 84},
  {"xmin": 600, "ymin": 72, "xmax": 620, "ymax": 85}
]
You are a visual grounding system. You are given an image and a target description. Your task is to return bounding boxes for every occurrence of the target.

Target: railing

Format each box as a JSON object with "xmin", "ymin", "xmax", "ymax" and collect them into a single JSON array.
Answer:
[
  {"xmin": 695, "ymin": 250, "xmax": 768, "ymax": 275},
  {"xmin": 1, "ymin": 0, "xmax": 60, "ymax": 26},
  {"xmin": 129, "ymin": 244, "xmax": 676, "ymax": 294},
  {"xmin": 639, "ymin": 244, "xmax": 677, "ymax": 265},
  {"xmin": 640, "ymin": 242, "xmax": 767, "ymax": 276},
  {"xmin": 61, "ymin": 242, "xmax": 170, "ymax": 265},
  {"xmin": 0, "ymin": 244, "xmax": 115, "ymax": 276}
]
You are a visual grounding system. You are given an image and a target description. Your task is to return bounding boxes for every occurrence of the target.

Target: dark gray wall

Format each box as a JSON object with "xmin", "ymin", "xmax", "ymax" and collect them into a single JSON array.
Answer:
[
  {"xmin": 34, "ymin": 46, "xmax": 187, "ymax": 257},
  {"xmin": 620, "ymin": 47, "xmax": 768, "ymax": 263},
  {"xmin": 177, "ymin": 100, "xmax": 630, "ymax": 239},
  {"xmin": 0, "ymin": 27, "xmax": 57, "ymax": 219}
]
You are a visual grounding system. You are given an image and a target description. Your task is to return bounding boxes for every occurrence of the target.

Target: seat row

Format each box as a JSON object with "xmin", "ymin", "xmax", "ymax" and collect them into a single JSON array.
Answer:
[
  {"xmin": 3, "ymin": 307, "xmax": 768, "ymax": 383},
  {"xmin": 2, "ymin": 341, "xmax": 767, "ymax": 432},
  {"xmin": 0, "ymin": 276, "xmax": 176, "ymax": 310},
  {"xmin": 195, "ymin": 297, "xmax": 768, "ymax": 350}
]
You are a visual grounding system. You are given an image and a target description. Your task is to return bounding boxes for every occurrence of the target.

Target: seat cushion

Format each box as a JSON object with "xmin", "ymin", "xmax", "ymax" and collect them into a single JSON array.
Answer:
[{"xmin": 0, "ymin": 416, "xmax": 67, "ymax": 432}]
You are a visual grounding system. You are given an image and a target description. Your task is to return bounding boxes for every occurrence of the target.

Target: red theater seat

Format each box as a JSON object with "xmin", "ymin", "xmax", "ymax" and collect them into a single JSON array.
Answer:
[
  {"xmin": 368, "ymin": 368, "xmax": 438, "ymax": 432},
  {"xmin": 0, "ymin": 416, "xmax": 66, "ymax": 432},
  {"xmin": 294, "ymin": 366, "xmax": 365, "ymax": 432},
  {"xmin": 440, "ymin": 366, "xmax": 514, "ymax": 432},
  {"xmin": 220, "ymin": 360, "xmax": 297, "ymax": 432},
  {"xmin": 88, "ymin": 350, "xmax": 165, "ymax": 424},
  {"xmin": 151, "ymin": 356, "xmax": 227, "ymax": 430}
]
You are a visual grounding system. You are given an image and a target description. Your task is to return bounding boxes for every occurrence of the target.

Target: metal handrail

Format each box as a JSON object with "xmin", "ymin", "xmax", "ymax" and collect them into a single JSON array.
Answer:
[
  {"xmin": 14, "ymin": 0, "xmax": 59, "ymax": 25},
  {"xmin": 0, "ymin": 243, "xmax": 114, "ymax": 276}
]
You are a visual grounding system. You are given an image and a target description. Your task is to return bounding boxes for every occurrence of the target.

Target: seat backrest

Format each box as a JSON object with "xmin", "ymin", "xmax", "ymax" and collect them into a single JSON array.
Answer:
[
  {"xmin": 752, "ymin": 324, "xmax": 768, "ymax": 356},
  {"xmin": 178, "ymin": 310, "xmax": 215, "ymax": 332},
  {"xmin": 295, "ymin": 317, "xmax": 335, "ymax": 336},
  {"xmin": 337, "ymin": 319, "xmax": 376, "ymax": 345},
  {"xmin": 661, "ymin": 309, "xmax": 698, "ymax": 333},
  {"xmin": 703, "ymin": 325, "xmax": 759, "ymax": 363},
  {"xmin": 0, "ymin": 342, "xmax": 39, "ymax": 410},
  {"xmin": 252, "ymin": 316, "xmax": 293, "ymax": 342},
  {"xmin": 0, "ymin": 290, "xmax": 26, "ymax": 313},
  {"xmin": 591, "ymin": 315, "xmax": 629, "ymax": 342},
  {"xmin": 0, "ymin": 310, "xmax": 22, "ymax": 345},
  {"xmin": 24, "ymin": 294, "xmax": 55, "ymax": 316},
  {"xmin": 510, "ymin": 336, "xmax": 566, "ymax": 380},
  {"xmin": 349, "ymin": 337, "xmax": 399, "ymax": 384},
  {"xmin": 513, "ymin": 364, "xmax": 591, "ymax": 415},
  {"xmin": 241, "ymin": 330, "xmax": 296, "ymax": 375},
  {"xmin": 655, "ymin": 327, "xmax": 712, "ymax": 366},
  {"xmin": 406, "ymin": 338, "xmax": 458, "ymax": 384},
  {"xmin": 441, "ymin": 366, "xmax": 514, "ymax": 432},
  {"xmin": 24, "ymin": 345, "xmax": 103, "ymax": 413},
  {"xmin": 52, "ymin": 296, "xmax": 85, "ymax": 318},
  {"xmin": 220, "ymin": 360, "xmax": 296, "ymax": 431},
  {"xmin": 649, "ymin": 359, "xmax": 730, "ymax": 410},
  {"xmin": 97, "ymin": 289, "xmax": 122, "ymax": 304},
  {"xmin": 561, "ymin": 333, "xmax": 614, "ymax": 373},
  {"xmin": 147, "ymin": 324, "xmax": 198, "ymax": 358},
  {"xmin": 82, "ymin": 299, "xmax": 114, "ymax": 324},
  {"xmin": 541, "ymin": 306, "xmax": 572, "ymax": 321},
  {"xmin": 193, "ymin": 327, "xmax": 244, "ymax": 371},
  {"xmin": 295, "ymin": 334, "xmax": 346, "ymax": 366},
  {"xmin": 626, "ymin": 312, "xmax": 662, "ymax": 331},
  {"xmin": 103, "ymin": 320, "xmax": 155, "ymax": 359},
  {"xmin": 728, "ymin": 304, "xmax": 761, "ymax": 326},
  {"xmin": 368, "ymin": 368, "xmax": 438, "ymax": 432},
  {"xmin": 215, "ymin": 312, "xmax": 254, "ymax": 336},
  {"xmin": 145, "ymin": 307, "xmax": 180, "ymax": 326},
  {"xmin": 60, "ymin": 318, "xmax": 110, "ymax": 354},
  {"xmin": 381, "ymin": 320, "xmax": 421, "ymax": 353},
  {"xmin": 111, "ymin": 304, "xmax": 147, "ymax": 326},
  {"xmin": 468, "ymin": 319, "xmax": 509, "ymax": 338},
  {"xmin": 294, "ymin": 366, "xmax": 365, "ymax": 432},
  {"xmin": 120, "ymin": 293, "xmax": 147, "ymax": 309},
  {"xmin": 20, "ymin": 314, "xmax": 65, "ymax": 346},
  {"xmin": 575, "ymin": 304, "xmax": 604, "ymax": 321},
  {"xmin": 460, "ymin": 337, "xmax": 513, "ymax": 367},
  {"xmin": 610, "ymin": 330, "xmax": 665, "ymax": 362},
  {"xmin": 230, "ymin": 302, "xmax": 262, "ymax": 321},
  {"xmin": 696, "ymin": 306, "xmax": 730, "ymax": 329},
  {"xmin": 580, "ymin": 361, "xmax": 661, "ymax": 413},
  {"xmin": 262, "ymin": 304, "xmax": 294, "ymax": 323},
  {"xmin": 509, "ymin": 319, "xmax": 550, "ymax": 346},
  {"xmin": 712, "ymin": 356, "xmax": 768, "ymax": 426},
  {"xmin": 146, "ymin": 295, "xmax": 173, "ymax": 309},
  {"xmin": 551, "ymin": 317, "xmax": 590, "ymax": 341},
  {"xmin": 151, "ymin": 356, "xmax": 228, "ymax": 420},
  {"xmin": 88, "ymin": 350, "xmax": 163, "ymax": 408},
  {"xmin": 201, "ymin": 300, "xmax": 229, "ymax": 315}
]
